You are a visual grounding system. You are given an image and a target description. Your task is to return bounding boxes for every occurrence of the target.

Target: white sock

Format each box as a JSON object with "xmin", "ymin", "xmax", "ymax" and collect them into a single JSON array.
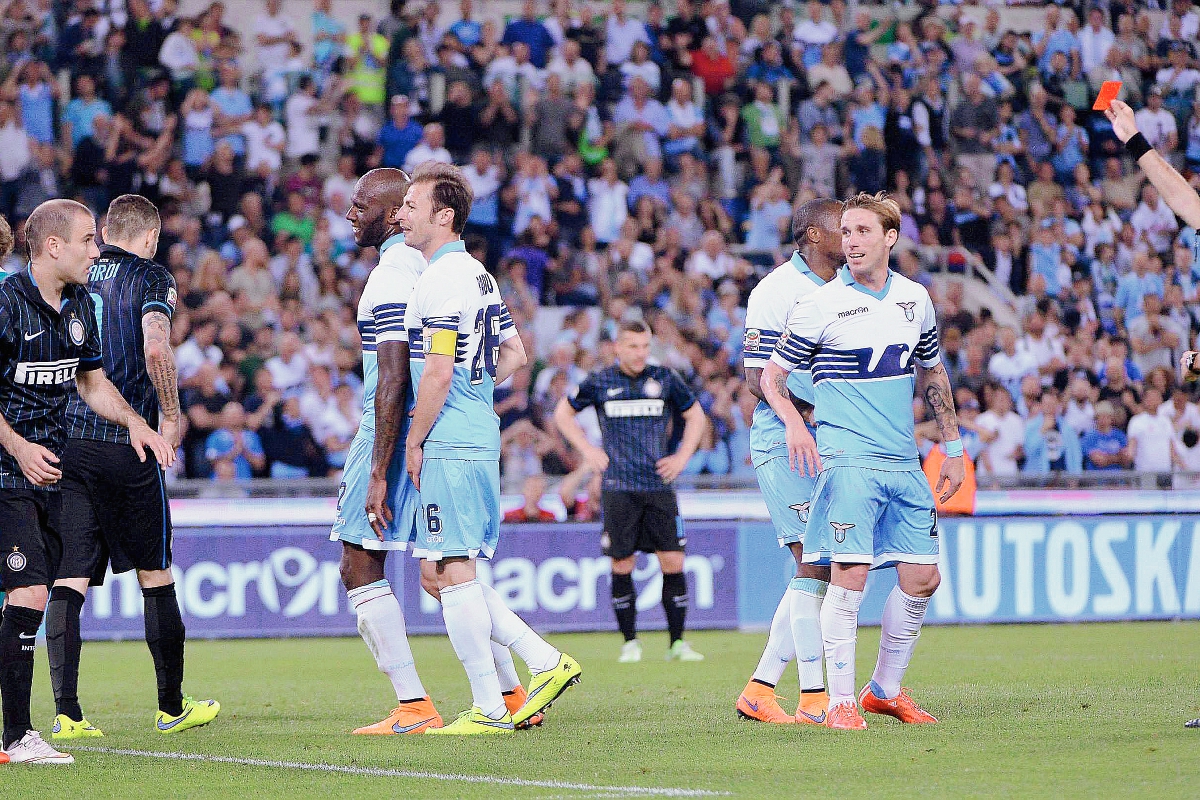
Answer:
[
  {"xmin": 820, "ymin": 584, "xmax": 863, "ymax": 709},
  {"xmin": 480, "ymin": 582, "xmax": 560, "ymax": 673},
  {"xmin": 870, "ymin": 586, "xmax": 931, "ymax": 700},
  {"xmin": 492, "ymin": 641, "xmax": 521, "ymax": 693},
  {"xmin": 348, "ymin": 580, "xmax": 426, "ymax": 701},
  {"xmin": 750, "ymin": 590, "xmax": 796, "ymax": 686},
  {"xmin": 789, "ymin": 577, "xmax": 828, "ymax": 692},
  {"xmin": 440, "ymin": 581, "xmax": 505, "ymax": 719}
]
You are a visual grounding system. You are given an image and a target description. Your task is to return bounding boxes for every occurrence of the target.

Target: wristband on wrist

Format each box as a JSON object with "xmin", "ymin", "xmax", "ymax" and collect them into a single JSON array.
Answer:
[
  {"xmin": 944, "ymin": 439, "xmax": 964, "ymax": 458},
  {"xmin": 1125, "ymin": 132, "xmax": 1152, "ymax": 160}
]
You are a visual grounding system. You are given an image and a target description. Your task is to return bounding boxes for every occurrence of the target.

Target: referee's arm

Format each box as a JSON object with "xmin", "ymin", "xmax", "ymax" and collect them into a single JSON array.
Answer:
[{"xmin": 1106, "ymin": 100, "xmax": 1200, "ymax": 228}]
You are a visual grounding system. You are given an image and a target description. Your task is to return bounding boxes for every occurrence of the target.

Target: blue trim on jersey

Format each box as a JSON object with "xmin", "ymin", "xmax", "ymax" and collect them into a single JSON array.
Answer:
[
  {"xmin": 428, "ymin": 240, "xmax": 467, "ymax": 265},
  {"xmin": 810, "ymin": 343, "xmax": 914, "ymax": 382},
  {"xmin": 789, "ymin": 251, "xmax": 827, "ymax": 286},
  {"xmin": 142, "ymin": 300, "xmax": 172, "ymax": 316},
  {"xmin": 841, "ymin": 267, "xmax": 893, "ymax": 301},
  {"xmin": 27, "ymin": 266, "xmax": 70, "ymax": 311},
  {"xmin": 379, "ymin": 233, "xmax": 406, "ymax": 253},
  {"xmin": 424, "ymin": 314, "xmax": 459, "ymax": 332}
]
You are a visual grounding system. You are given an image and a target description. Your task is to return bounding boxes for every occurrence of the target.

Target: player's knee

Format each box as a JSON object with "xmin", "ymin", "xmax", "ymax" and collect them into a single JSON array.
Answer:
[
  {"xmin": 419, "ymin": 572, "xmax": 441, "ymax": 601},
  {"xmin": 135, "ymin": 568, "xmax": 173, "ymax": 589},
  {"xmin": 611, "ymin": 556, "xmax": 636, "ymax": 575},
  {"xmin": 657, "ymin": 551, "xmax": 685, "ymax": 574},
  {"xmin": 8, "ymin": 584, "xmax": 48, "ymax": 611},
  {"xmin": 798, "ymin": 561, "xmax": 831, "ymax": 582},
  {"xmin": 901, "ymin": 567, "xmax": 941, "ymax": 598}
]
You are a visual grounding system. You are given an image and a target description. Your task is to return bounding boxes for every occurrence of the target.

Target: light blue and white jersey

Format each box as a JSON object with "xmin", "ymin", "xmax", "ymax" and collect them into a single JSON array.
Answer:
[
  {"xmin": 771, "ymin": 268, "xmax": 940, "ymax": 471},
  {"xmin": 405, "ymin": 240, "xmax": 517, "ymax": 460},
  {"xmin": 743, "ymin": 251, "xmax": 827, "ymax": 466},
  {"xmin": 357, "ymin": 233, "xmax": 427, "ymax": 434}
]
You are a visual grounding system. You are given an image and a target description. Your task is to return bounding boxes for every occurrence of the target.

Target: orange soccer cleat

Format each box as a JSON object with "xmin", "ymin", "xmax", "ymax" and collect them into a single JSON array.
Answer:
[
  {"xmin": 352, "ymin": 697, "xmax": 443, "ymax": 735},
  {"xmin": 504, "ymin": 686, "xmax": 545, "ymax": 729},
  {"xmin": 858, "ymin": 684, "xmax": 938, "ymax": 724},
  {"xmin": 824, "ymin": 701, "xmax": 868, "ymax": 730},
  {"xmin": 795, "ymin": 690, "xmax": 829, "ymax": 725},
  {"xmin": 735, "ymin": 680, "xmax": 796, "ymax": 724}
]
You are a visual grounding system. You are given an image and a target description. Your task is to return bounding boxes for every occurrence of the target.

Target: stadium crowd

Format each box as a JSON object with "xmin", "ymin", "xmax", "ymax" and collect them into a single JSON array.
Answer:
[{"xmin": 0, "ymin": 0, "xmax": 1199, "ymax": 500}]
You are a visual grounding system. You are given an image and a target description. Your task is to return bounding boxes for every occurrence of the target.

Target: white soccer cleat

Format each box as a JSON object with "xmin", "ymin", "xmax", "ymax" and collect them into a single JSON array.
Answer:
[
  {"xmin": 618, "ymin": 639, "xmax": 643, "ymax": 663},
  {"xmin": 666, "ymin": 640, "xmax": 704, "ymax": 662},
  {"xmin": 4, "ymin": 730, "xmax": 74, "ymax": 764}
]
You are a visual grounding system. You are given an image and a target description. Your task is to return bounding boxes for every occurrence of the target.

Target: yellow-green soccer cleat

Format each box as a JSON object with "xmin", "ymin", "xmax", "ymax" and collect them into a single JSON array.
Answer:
[
  {"xmin": 50, "ymin": 715, "xmax": 103, "ymax": 740},
  {"xmin": 423, "ymin": 707, "xmax": 515, "ymax": 735},
  {"xmin": 511, "ymin": 653, "xmax": 582, "ymax": 727},
  {"xmin": 156, "ymin": 696, "xmax": 221, "ymax": 735}
]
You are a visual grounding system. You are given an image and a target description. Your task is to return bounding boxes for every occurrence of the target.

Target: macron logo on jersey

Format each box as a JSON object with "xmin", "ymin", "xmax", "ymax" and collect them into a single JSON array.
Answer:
[
  {"xmin": 838, "ymin": 306, "xmax": 869, "ymax": 319},
  {"xmin": 15, "ymin": 358, "xmax": 79, "ymax": 385}
]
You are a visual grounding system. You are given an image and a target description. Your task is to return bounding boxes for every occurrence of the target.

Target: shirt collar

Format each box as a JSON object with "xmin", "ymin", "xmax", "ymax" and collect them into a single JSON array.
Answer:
[
  {"xmin": 379, "ymin": 233, "xmax": 405, "ymax": 253},
  {"xmin": 840, "ymin": 265, "xmax": 893, "ymax": 301},
  {"xmin": 790, "ymin": 251, "xmax": 827, "ymax": 287},
  {"xmin": 429, "ymin": 239, "xmax": 467, "ymax": 265}
]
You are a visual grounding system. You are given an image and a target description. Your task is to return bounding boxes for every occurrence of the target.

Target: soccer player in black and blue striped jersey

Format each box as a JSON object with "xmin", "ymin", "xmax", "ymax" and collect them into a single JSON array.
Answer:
[
  {"xmin": 46, "ymin": 195, "xmax": 218, "ymax": 742},
  {"xmin": 0, "ymin": 199, "xmax": 174, "ymax": 764}
]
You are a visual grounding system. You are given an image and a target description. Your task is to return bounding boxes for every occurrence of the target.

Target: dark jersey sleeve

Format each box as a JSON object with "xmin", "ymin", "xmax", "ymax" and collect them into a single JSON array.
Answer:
[
  {"xmin": 567, "ymin": 370, "xmax": 599, "ymax": 412},
  {"xmin": 665, "ymin": 368, "xmax": 697, "ymax": 413},
  {"xmin": 142, "ymin": 265, "xmax": 177, "ymax": 320},
  {"xmin": 77, "ymin": 291, "xmax": 103, "ymax": 372}
]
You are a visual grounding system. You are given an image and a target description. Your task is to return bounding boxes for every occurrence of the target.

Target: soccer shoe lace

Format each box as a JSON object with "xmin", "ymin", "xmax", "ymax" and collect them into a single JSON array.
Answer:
[
  {"xmin": 824, "ymin": 702, "xmax": 868, "ymax": 731},
  {"xmin": 858, "ymin": 685, "xmax": 938, "ymax": 724},
  {"xmin": 4, "ymin": 730, "xmax": 74, "ymax": 764}
]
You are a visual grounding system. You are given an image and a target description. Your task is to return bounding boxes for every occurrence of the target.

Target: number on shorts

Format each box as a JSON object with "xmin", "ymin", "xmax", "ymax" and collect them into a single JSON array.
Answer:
[
  {"xmin": 426, "ymin": 503, "xmax": 442, "ymax": 534},
  {"xmin": 470, "ymin": 304, "xmax": 502, "ymax": 385},
  {"xmin": 336, "ymin": 481, "xmax": 347, "ymax": 511}
]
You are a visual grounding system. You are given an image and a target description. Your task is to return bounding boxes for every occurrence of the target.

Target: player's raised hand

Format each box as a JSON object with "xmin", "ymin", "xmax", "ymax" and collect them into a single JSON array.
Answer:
[
  {"xmin": 129, "ymin": 420, "xmax": 176, "ymax": 468},
  {"xmin": 935, "ymin": 450, "xmax": 966, "ymax": 504},
  {"xmin": 365, "ymin": 475, "xmax": 393, "ymax": 539},
  {"xmin": 786, "ymin": 422, "xmax": 820, "ymax": 477},
  {"xmin": 1104, "ymin": 99, "xmax": 1138, "ymax": 144},
  {"xmin": 13, "ymin": 439, "xmax": 62, "ymax": 486}
]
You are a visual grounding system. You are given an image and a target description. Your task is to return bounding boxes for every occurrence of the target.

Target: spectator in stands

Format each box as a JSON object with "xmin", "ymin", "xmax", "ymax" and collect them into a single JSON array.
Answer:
[
  {"xmin": 1128, "ymin": 388, "xmax": 1175, "ymax": 474},
  {"xmin": 502, "ymin": 0, "xmax": 555, "ymax": 70},
  {"xmin": 1023, "ymin": 386, "xmax": 1083, "ymax": 475},
  {"xmin": 377, "ymin": 94, "xmax": 423, "ymax": 169},
  {"xmin": 205, "ymin": 401, "xmax": 266, "ymax": 480}
]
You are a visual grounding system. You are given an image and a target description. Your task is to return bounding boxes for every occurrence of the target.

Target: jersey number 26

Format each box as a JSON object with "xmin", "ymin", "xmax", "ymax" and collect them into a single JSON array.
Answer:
[{"xmin": 470, "ymin": 304, "xmax": 502, "ymax": 385}]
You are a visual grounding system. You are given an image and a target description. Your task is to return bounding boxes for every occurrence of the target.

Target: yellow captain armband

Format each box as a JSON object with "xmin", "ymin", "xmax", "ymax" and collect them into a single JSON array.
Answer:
[{"xmin": 426, "ymin": 328, "xmax": 458, "ymax": 357}]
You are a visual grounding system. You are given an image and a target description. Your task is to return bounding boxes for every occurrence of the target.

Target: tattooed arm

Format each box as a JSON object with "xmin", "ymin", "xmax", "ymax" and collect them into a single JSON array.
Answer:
[
  {"xmin": 143, "ymin": 310, "xmax": 182, "ymax": 449},
  {"xmin": 365, "ymin": 339, "xmax": 411, "ymax": 538},
  {"xmin": 917, "ymin": 361, "xmax": 965, "ymax": 502},
  {"xmin": 760, "ymin": 360, "xmax": 820, "ymax": 476},
  {"xmin": 744, "ymin": 365, "xmax": 815, "ymax": 415}
]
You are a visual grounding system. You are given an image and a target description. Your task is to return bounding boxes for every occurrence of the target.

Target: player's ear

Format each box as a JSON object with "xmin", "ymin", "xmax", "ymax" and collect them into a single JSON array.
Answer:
[
  {"xmin": 101, "ymin": 225, "xmax": 110, "ymax": 243},
  {"xmin": 885, "ymin": 228, "xmax": 899, "ymax": 248}
]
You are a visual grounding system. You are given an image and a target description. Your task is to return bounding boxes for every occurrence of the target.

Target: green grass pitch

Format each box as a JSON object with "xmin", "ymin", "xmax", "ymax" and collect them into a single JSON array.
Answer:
[{"xmin": 7, "ymin": 622, "xmax": 1200, "ymax": 798}]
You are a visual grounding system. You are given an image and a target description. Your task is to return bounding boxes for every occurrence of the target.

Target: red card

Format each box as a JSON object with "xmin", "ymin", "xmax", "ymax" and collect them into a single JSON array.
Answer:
[{"xmin": 1093, "ymin": 81, "xmax": 1122, "ymax": 111}]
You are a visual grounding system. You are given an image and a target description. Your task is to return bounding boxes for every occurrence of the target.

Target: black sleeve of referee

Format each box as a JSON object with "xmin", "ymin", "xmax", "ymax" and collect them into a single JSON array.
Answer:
[{"xmin": 665, "ymin": 368, "xmax": 697, "ymax": 413}]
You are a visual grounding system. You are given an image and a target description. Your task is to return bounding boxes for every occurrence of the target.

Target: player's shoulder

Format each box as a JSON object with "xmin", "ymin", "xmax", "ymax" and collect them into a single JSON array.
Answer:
[{"xmin": 887, "ymin": 269, "xmax": 931, "ymax": 298}]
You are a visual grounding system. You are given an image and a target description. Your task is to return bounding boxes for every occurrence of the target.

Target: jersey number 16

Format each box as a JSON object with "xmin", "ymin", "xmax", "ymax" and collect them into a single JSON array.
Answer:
[{"xmin": 470, "ymin": 304, "xmax": 502, "ymax": 385}]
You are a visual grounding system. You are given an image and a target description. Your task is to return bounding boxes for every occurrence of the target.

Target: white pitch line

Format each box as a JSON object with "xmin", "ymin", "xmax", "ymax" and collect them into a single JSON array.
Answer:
[{"xmin": 67, "ymin": 746, "xmax": 729, "ymax": 798}]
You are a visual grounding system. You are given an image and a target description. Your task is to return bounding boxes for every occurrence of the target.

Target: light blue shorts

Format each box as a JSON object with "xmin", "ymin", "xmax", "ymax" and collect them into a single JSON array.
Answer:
[
  {"xmin": 754, "ymin": 454, "xmax": 818, "ymax": 548},
  {"xmin": 802, "ymin": 466, "xmax": 939, "ymax": 568},
  {"xmin": 412, "ymin": 458, "xmax": 500, "ymax": 562},
  {"xmin": 329, "ymin": 431, "xmax": 420, "ymax": 551}
]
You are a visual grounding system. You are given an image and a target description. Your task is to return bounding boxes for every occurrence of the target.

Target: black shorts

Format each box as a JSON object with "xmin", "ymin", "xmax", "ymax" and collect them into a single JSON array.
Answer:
[
  {"xmin": 600, "ymin": 490, "xmax": 686, "ymax": 561},
  {"xmin": 0, "ymin": 488, "xmax": 63, "ymax": 591},
  {"xmin": 58, "ymin": 439, "xmax": 173, "ymax": 585}
]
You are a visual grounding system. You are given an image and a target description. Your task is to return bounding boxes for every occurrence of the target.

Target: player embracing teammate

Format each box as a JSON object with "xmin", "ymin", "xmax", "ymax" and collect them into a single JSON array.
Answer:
[{"xmin": 761, "ymin": 193, "xmax": 963, "ymax": 729}]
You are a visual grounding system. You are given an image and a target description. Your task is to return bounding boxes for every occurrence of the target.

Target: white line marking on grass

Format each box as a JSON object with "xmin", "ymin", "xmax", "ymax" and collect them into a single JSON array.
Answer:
[{"xmin": 67, "ymin": 746, "xmax": 729, "ymax": 798}]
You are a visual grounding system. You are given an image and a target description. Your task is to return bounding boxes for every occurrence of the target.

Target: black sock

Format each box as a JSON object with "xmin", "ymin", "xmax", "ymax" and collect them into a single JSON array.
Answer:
[
  {"xmin": 143, "ymin": 584, "xmax": 186, "ymax": 717},
  {"xmin": 661, "ymin": 571, "xmax": 688, "ymax": 646},
  {"xmin": 610, "ymin": 572, "xmax": 637, "ymax": 642},
  {"xmin": 1, "ymin": 604, "xmax": 43, "ymax": 749},
  {"xmin": 46, "ymin": 585, "xmax": 86, "ymax": 722}
]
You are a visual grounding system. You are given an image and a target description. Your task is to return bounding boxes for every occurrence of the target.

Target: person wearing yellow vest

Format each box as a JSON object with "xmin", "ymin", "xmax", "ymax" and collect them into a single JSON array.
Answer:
[
  {"xmin": 917, "ymin": 389, "xmax": 983, "ymax": 515},
  {"xmin": 346, "ymin": 14, "xmax": 389, "ymax": 107},
  {"xmin": 923, "ymin": 444, "xmax": 977, "ymax": 516}
]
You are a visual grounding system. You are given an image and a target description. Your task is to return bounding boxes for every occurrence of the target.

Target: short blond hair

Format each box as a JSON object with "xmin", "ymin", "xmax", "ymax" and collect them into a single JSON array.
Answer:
[
  {"xmin": 842, "ymin": 191, "xmax": 902, "ymax": 235},
  {"xmin": 0, "ymin": 215, "xmax": 11, "ymax": 260}
]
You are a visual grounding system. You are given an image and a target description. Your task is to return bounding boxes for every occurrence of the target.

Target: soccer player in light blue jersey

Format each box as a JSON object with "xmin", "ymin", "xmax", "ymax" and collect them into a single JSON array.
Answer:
[
  {"xmin": 332, "ymin": 169, "xmax": 444, "ymax": 735},
  {"xmin": 736, "ymin": 199, "xmax": 843, "ymax": 726},
  {"xmin": 763, "ymin": 192, "xmax": 965, "ymax": 730},
  {"xmin": 399, "ymin": 163, "xmax": 581, "ymax": 735}
]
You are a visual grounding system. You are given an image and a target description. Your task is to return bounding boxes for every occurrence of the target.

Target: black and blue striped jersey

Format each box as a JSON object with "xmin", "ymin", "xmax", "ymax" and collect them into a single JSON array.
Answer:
[
  {"xmin": 0, "ymin": 268, "xmax": 102, "ymax": 490},
  {"xmin": 65, "ymin": 244, "xmax": 176, "ymax": 444},
  {"xmin": 568, "ymin": 364, "xmax": 696, "ymax": 492}
]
